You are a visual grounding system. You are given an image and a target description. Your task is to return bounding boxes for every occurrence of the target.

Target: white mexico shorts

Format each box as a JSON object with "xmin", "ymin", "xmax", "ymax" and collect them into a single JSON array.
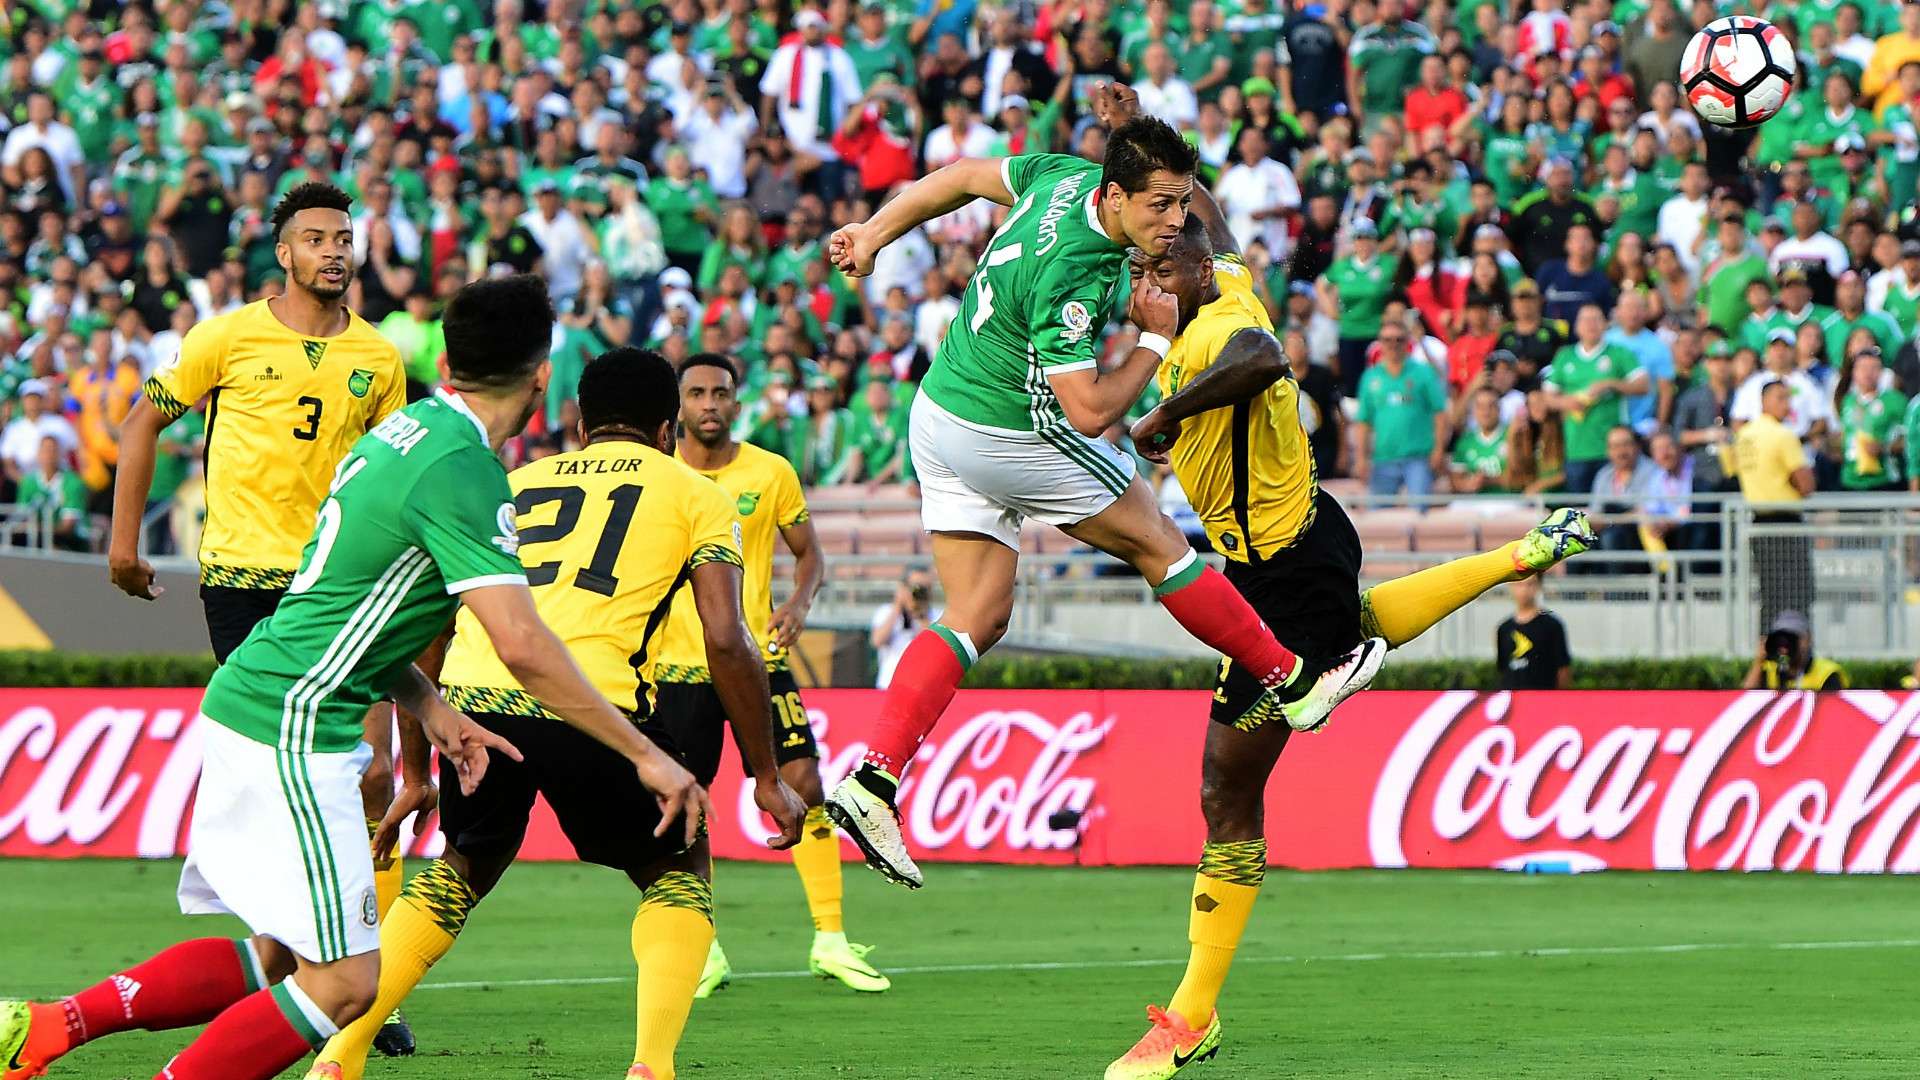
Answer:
[
  {"xmin": 178, "ymin": 720, "xmax": 379, "ymax": 963},
  {"xmin": 910, "ymin": 392, "xmax": 1137, "ymax": 550}
]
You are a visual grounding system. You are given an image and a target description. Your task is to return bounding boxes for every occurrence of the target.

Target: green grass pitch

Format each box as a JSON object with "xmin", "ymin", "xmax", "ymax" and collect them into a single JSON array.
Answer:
[{"xmin": 1, "ymin": 858, "xmax": 1914, "ymax": 1078}]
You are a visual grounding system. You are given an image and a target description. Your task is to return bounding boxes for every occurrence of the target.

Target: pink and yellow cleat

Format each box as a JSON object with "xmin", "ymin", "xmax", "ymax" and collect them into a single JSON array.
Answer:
[
  {"xmin": 0, "ymin": 1001, "xmax": 72, "ymax": 1080},
  {"xmin": 301, "ymin": 1062, "xmax": 343, "ymax": 1080},
  {"xmin": 625, "ymin": 1066, "xmax": 657, "ymax": 1079},
  {"xmin": 1105, "ymin": 1006, "xmax": 1223, "ymax": 1080}
]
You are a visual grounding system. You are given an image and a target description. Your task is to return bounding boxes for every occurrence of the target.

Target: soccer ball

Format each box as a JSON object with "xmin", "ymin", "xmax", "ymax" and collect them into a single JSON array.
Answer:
[{"xmin": 1680, "ymin": 16, "xmax": 1797, "ymax": 129}]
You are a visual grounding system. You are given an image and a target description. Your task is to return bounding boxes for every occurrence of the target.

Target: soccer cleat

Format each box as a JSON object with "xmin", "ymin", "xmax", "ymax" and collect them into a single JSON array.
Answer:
[
  {"xmin": 303, "ymin": 1064, "xmax": 344, "ymax": 1080},
  {"xmin": 1, "ymin": 1001, "xmax": 66, "ymax": 1080},
  {"xmin": 1512, "ymin": 507, "xmax": 1597, "ymax": 575},
  {"xmin": 372, "ymin": 1007, "xmax": 415, "ymax": 1057},
  {"xmin": 1105, "ymin": 1006, "xmax": 1223, "ymax": 1079},
  {"xmin": 625, "ymin": 1066, "xmax": 658, "ymax": 1079},
  {"xmin": 1282, "ymin": 637, "xmax": 1387, "ymax": 733},
  {"xmin": 824, "ymin": 768, "xmax": 923, "ymax": 890},
  {"xmin": 808, "ymin": 932, "xmax": 892, "ymax": 993},
  {"xmin": 693, "ymin": 938, "xmax": 731, "ymax": 999}
]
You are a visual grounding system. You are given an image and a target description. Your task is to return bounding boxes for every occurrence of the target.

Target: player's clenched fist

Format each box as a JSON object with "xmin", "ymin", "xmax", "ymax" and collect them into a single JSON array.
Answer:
[
  {"xmin": 829, "ymin": 222, "xmax": 880, "ymax": 278},
  {"xmin": 1130, "ymin": 279, "xmax": 1180, "ymax": 339}
]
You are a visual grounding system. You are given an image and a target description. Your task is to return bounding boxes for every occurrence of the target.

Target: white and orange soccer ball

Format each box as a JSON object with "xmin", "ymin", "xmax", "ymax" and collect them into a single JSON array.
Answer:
[{"xmin": 1680, "ymin": 16, "xmax": 1797, "ymax": 129}]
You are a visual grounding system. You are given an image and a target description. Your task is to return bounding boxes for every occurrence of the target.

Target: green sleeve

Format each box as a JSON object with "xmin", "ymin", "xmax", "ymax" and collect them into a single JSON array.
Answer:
[
  {"xmin": 697, "ymin": 241, "xmax": 727, "ymax": 295},
  {"xmin": 404, "ymin": 450, "xmax": 531, "ymax": 593},
  {"xmin": 1905, "ymin": 401, "xmax": 1920, "ymax": 478},
  {"xmin": 57, "ymin": 473, "xmax": 86, "ymax": 524},
  {"xmin": 1003, "ymin": 153, "xmax": 1088, "ymax": 200},
  {"xmin": 1422, "ymin": 364, "xmax": 1448, "ymax": 412}
]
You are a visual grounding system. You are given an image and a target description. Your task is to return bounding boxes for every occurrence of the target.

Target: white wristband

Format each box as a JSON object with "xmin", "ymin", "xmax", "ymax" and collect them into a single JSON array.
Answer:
[{"xmin": 1136, "ymin": 332, "xmax": 1171, "ymax": 359}]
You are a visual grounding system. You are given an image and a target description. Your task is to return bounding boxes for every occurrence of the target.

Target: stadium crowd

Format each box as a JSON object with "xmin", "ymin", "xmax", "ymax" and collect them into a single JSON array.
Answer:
[{"xmin": 2, "ymin": 0, "xmax": 1920, "ymax": 562}]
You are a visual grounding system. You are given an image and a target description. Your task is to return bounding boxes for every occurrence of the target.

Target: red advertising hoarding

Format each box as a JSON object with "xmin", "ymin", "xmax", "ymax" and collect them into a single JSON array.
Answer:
[{"xmin": 5, "ymin": 688, "xmax": 1920, "ymax": 872}]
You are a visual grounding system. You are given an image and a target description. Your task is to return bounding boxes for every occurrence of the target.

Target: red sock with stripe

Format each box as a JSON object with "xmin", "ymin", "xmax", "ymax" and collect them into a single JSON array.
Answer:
[
  {"xmin": 156, "ymin": 981, "xmax": 336, "ymax": 1080},
  {"xmin": 57, "ymin": 937, "xmax": 258, "ymax": 1048},
  {"xmin": 1153, "ymin": 553, "xmax": 1301, "ymax": 689},
  {"xmin": 861, "ymin": 624, "xmax": 976, "ymax": 785}
]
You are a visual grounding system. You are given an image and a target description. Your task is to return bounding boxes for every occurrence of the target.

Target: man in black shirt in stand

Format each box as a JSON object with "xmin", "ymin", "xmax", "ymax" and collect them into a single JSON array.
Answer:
[{"xmin": 1496, "ymin": 575, "xmax": 1571, "ymax": 689}]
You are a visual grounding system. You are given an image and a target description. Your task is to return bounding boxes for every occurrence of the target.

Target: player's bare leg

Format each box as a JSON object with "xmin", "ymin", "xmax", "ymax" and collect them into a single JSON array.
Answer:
[
  {"xmin": 1065, "ymin": 477, "xmax": 1385, "ymax": 732},
  {"xmin": 355, "ymin": 703, "xmax": 415, "ymax": 1058},
  {"xmin": 308, "ymin": 845, "xmax": 510, "ymax": 1080},
  {"xmin": 1108, "ymin": 721, "xmax": 1281, "ymax": 1079},
  {"xmin": 828, "ymin": 532, "xmax": 1016, "ymax": 888}
]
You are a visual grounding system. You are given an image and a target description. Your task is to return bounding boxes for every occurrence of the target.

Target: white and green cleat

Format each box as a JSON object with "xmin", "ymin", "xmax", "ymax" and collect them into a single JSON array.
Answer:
[
  {"xmin": 1282, "ymin": 637, "xmax": 1388, "ymax": 733},
  {"xmin": 809, "ymin": 932, "xmax": 891, "ymax": 992},
  {"xmin": 1512, "ymin": 507, "xmax": 1597, "ymax": 575},
  {"xmin": 824, "ymin": 769, "xmax": 923, "ymax": 890},
  {"xmin": 693, "ymin": 938, "xmax": 731, "ymax": 999}
]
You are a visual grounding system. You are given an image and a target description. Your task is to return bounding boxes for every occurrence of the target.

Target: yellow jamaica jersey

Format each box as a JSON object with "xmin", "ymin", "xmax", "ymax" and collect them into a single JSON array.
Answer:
[
  {"xmin": 1153, "ymin": 255, "xmax": 1316, "ymax": 562},
  {"xmin": 439, "ymin": 439, "xmax": 744, "ymax": 719},
  {"xmin": 142, "ymin": 299, "xmax": 405, "ymax": 589},
  {"xmin": 652, "ymin": 442, "xmax": 810, "ymax": 683}
]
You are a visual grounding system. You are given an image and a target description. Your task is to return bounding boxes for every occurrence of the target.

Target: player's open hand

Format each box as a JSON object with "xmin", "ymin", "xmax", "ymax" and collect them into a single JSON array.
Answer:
[
  {"xmin": 828, "ymin": 222, "xmax": 879, "ymax": 278},
  {"xmin": 109, "ymin": 553, "xmax": 163, "ymax": 600},
  {"xmin": 423, "ymin": 706, "xmax": 522, "ymax": 796},
  {"xmin": 372, "ymin": 780, "xmax": 438, "ymax": 862},
  {"xmin": 766, "ymin": 600, "xmax": 809, "ymax": 651},
  {"xmin": 1130, "ymin": 407, "xmax": 1181, "ymax": 463},
  {"xmin": 1130, "ymin": 279, "xmax": 1180, "ymax": 338},
  {"xmin": 755, "ymin": 776, "xmax": 808, "ymax": 850},
  {"xmin": 635, "ymin": 747, "xmax": 710, "ymax": 849},
  {"xmin": 1089, "ymin": 80, "xmax": 1141, "ymax": 128}
]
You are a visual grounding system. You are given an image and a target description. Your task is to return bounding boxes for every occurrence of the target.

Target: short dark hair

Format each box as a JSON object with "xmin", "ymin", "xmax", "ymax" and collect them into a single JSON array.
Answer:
[
  {"xmin": 677, "ymin": 352, "xmax": 739, "ymax": 387},
  {"xmin": 270, "ymin": 182, "xmax": 353, "ymax": 241},
  {"xmin": 442, "ymin": 275, "xmax": 554, "ymax": 388},
  {"xmin": 1166, "ymin": 212, "xmax": 1212, "ymax": 262},
  {"xmin": 1100, "ymin": 116, "xmax": 1197, "ymax": 195},
  {"xmin": 578, "ymin": 346, "xmax": 680, "ymax": 437}
]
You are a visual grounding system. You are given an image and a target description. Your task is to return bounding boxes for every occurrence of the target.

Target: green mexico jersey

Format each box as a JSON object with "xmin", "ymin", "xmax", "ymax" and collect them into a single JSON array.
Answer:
[
  {"xmin": 1822, "ymin": 309, "xmax": 1902, "ymax": 363},
  {"xmin": 1544, "ymin": 342, "xmax": 1641, "ymax": 462},
  {"xmin": 1451, "ymin": 424, "xmax": 1509, "ymax": 486},
  {"xmin": 1881, "ymin": 280, "xmax": 1920, "ymax": 337},
  {"xmin": 1839, "ymin": 389, "xmax": 1907, "ymax": 489},
  {"xmin": 199, "ymin": 391, "xmax": 528, "ymax": 753},
  {"xmin": 920, "ymin": 153, "xmax": 1129, "ymax": 431},
  {"xmin": 1741, "ymin": 305, "xmax": 1834, "ymax": 354}
]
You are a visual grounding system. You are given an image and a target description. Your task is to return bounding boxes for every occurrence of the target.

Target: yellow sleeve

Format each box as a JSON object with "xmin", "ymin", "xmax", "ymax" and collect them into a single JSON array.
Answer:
[
  {"xmin": 771, "ymin": 456, "xmax": 809, "ymax": 529},
  {"xmin": 371, "ymin": 347, "xmax": 407, "ymax": 427},
  {"xmin": 1773, "ymin": 429, "xmax": 1805, "ymax": 478},
  {"xmin": 689, "ymin": 478, "xmax": 744, "ymax": 569},
  {"xmin": 144, "ymin": 318, "xmax": 227, "ymax": 421}
]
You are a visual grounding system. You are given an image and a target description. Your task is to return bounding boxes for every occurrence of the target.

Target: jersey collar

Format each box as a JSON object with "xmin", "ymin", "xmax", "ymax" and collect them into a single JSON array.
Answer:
[
  {"xmin": 435, "ymin": 387, "xmax": 490, "ymax": 445},
  {"xmin": 1083, "ymin": 188, "xmax": 1118, "ymax": 244}
]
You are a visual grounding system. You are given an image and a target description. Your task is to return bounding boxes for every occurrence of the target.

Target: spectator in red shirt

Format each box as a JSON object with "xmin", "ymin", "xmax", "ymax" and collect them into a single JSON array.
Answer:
[
  {"xmin": 832, "ymin": 78, "xmax": 920, "ymax": 201},
  {"xmin": 1447, "ymin": 295, "xmax": 1502, "ymax": 394},
  {"xmin": 254, "ymin": 35, "xmax": 329, "ymax": 108},
  {"xmin": 1572, "ymin": 45, "xmax": 1635, "ymax": 111},
  {"xmin": 1396, "ymin": 228, "xmax": 1466, "ymax": 343},
  {"xmin": 1403, "ymin": 55, "xmax": 1469, "ymax": 150}
]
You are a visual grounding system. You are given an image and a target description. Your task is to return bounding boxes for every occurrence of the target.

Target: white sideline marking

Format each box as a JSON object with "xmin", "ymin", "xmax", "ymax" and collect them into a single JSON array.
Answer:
[{"xmin": 412, "ymin": 937, "xmax": 1920, "ymax": 992}]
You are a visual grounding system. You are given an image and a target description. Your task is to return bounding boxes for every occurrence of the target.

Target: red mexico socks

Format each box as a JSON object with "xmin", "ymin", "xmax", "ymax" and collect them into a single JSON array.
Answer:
[
  {"xmin": 60, "ymin": 937, "xmax": 259, "ymax": 1047},
  {"xmin": 1154, "ymin": 553, "xmax": 1301, "ymax": 689},
  {"xmin": 861, "ymin": 624, "xmax": 977, "ymax": 782},
  {"xmin": 157, "ymin": 981, "xmax": 336, "ymax": 1080}
]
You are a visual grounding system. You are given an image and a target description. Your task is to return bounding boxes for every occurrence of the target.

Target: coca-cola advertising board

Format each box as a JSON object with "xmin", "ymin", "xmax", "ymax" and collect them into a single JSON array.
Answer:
[{"xmin": 6, "ymin": 688, "xmax": 1920, "ymax": 872}]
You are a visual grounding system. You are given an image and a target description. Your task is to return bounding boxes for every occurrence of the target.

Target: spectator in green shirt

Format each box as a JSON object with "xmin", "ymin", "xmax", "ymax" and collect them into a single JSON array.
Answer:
[
  {"xmin": 375, "ymin": 289, "xmax": 447, "ymax": 398},
  {"xmin": 646, "ymin": 147, "xmax": 720, "ymax": 275},
  {"xmin": 1836, "ymin": 348, "xmax": 1908, "ymax": 489},
  {"xmin": 1699, "ymin": 211, "xmax": 1772, "ymax": 334},
  {"xmin": 1317, "ymin": 218, "xmax": 1400, "ymax": 397},
  {"xmin": 16, "ymin": 434, "xmax": 89, "ymax": 552},
  {"xmin": 845, "ymin": 376, "xmax": 910, "ymax": 484},
  {"xmin": 1542, "ymin": 303, "xmax": 1650, "ymax": 494},
  {"xmin": 1347, "ymin": 0, "xmax": 1437, "ymax": 127},
  {"xmin": 798, "ymin": 374, "xmax": 857, "ymax": 485},
  {"xmin": 1353, "ymin": 324, "xmax": 1451, "ymax": 499},
  {"xmin": 1449, "ymin": 386, "xmax": 1511, "ymax": 493},
  {"xmin": 698, "ymin": 204, "xmax": 769, "ymax": 295}
]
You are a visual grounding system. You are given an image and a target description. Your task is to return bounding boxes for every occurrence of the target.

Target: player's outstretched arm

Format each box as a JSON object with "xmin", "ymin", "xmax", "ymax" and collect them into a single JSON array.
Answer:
[
  {"xmin": 107, "ymin": 396, "xmax": 170, "ymax": 600},
  {"xmin": 828, "ymin": 158, "xmax": 1015, "ymax": 277},
  {"xmin": 460, "ymin": 582, "xmax": 710, "ymax": 848},
  {"xmin": 1130, "ymin": 328, "xmax": 1287, "ymax": 461},
  {"xmin": 691, "ymin": 561, "xmax": 806, "ymax": 850},
  {"xmin": 383, "ymin": 662, "xmax": 523, "ymax": 798}
]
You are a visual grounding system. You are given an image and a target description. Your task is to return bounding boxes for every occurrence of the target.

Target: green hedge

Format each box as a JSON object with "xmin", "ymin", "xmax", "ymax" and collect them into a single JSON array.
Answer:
[{"xmin": 0, "ymin": 650, "xmax": 1911, "ymax": 691}]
